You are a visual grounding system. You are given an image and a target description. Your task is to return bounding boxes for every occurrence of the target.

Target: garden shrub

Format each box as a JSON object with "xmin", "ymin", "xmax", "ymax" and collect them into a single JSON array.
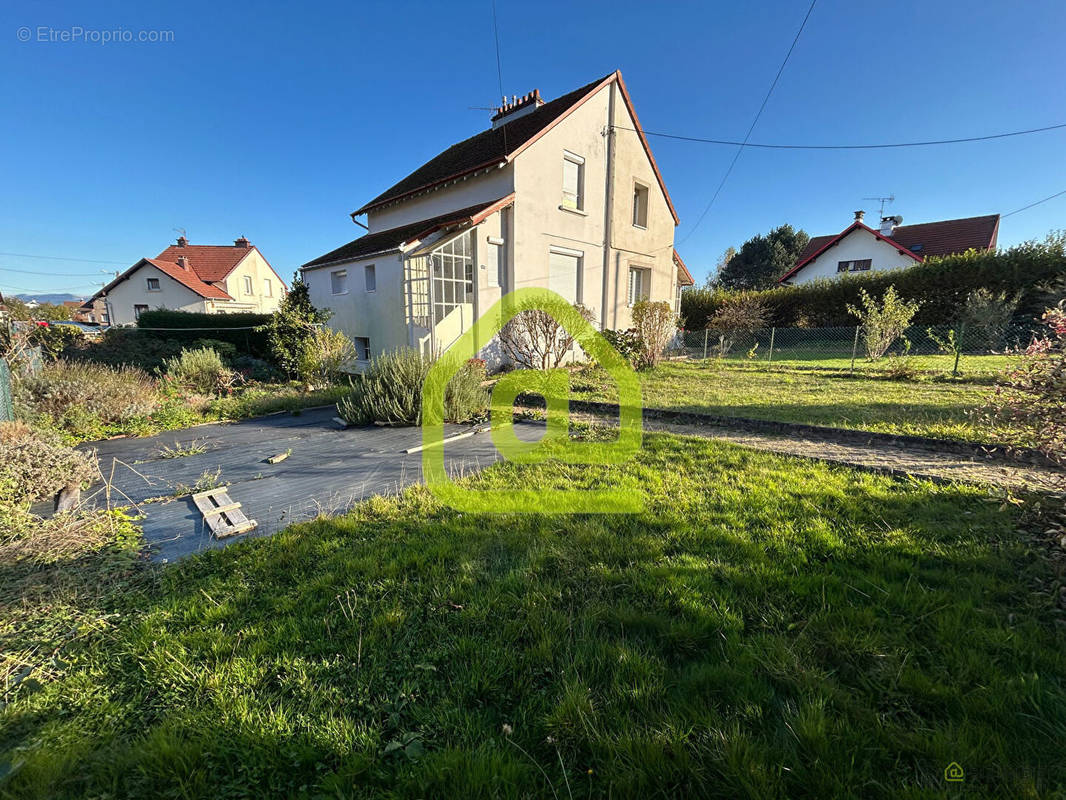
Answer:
[
  {"xmin": 498, "ymin": 296, "xmax": 596, "ymax": 370},
  {"xmin": 297, "ymin": 327, "xmax": 356, "ymax": 387},
  {"xmin": 601, "ymin": 328, "xmax": 643, "ymax": 367},
  {"xmin": 22, "ymin": 360, "xmax": 159, "ymax": 423},
  {"xmin": 190, "ymin": 338, "xmax": 239, "ymax": 361},
  {"xmin": 137, "ymin": 309, "xmax": 274, "ymax": 359},
  {"xmin": 848, "ymin": 286, "xmax": 922, "ymax": 360},
  {"xmin": 261, "ymin": 278, "xmax": 331, "ymax": 380},
  {"xmin": 980, "ymin": 301, "xmax": 1066, "ymax": 461},
  {"xmin": 681, "ymin": 232, "xmax": 1066, "ymax": 329},
  {"xmin": 232, "ymin": 355, "xmax": 285, "ymax": 382},
  {"xmin": 164, "ymin": 347, "xmax": 235, "ymax": 395},
  {"xmin": 630, "ymin": 300, "xmax": 676, "ymax": 369},
  {"xmin": 707, "ymin": 294, "xmax": 769, "ymax": 357},
  {"xmin": 31, "ymin": 324, "xmax": 83, "ymax": 360},
  {"xmin": 0, "ymin": 422, "xmax": 96, "ymax": 507},
  {"xmin": 959, "ymin": 288, "xmax": 1022, "ymax": 351},
  {"xmin": 337, "ymin": 349, "xmax": 486, "ymax": 426},
  {"xmin": 62, "ymin": 327, "xmax": 186, "ymax": 371}
]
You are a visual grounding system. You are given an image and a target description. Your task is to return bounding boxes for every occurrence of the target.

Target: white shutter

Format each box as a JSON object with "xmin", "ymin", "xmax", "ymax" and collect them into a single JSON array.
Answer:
[{"xmin": 548, "ymin": 251, "xmax": 580, "ymax": 305}]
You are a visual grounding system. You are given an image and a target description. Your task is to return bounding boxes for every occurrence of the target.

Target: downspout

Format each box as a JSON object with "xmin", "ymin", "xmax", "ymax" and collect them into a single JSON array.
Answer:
[{"xmin": 600, "ymin": 83, "xmax": 615, "ymax": 332}]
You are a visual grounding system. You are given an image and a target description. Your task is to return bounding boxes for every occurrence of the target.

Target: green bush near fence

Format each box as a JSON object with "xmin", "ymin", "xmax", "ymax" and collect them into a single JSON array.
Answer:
[
  {"xmin": 135, "ymin": 310, "xmax": 273, "ymax": 359},
  {"xmin": 682, "ymin": 233, "xmax": 1066, "ymax": 329}
]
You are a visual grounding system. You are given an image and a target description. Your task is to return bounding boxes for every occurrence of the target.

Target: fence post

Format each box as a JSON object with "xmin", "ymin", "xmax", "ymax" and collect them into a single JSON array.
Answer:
[
  {"xmin": 953, "ymin": 323, "xmax": 964, "ymax": 377},
  {"xmin": 768, "ymin": 327, "xmax": 775, "ymax": 364},
  {"xmin": 0, "ymin": 360, "xmax": 11, "ymax": 422},
  {"xmin": 703, "ymin": 328, "xmax": 708, "ymax": 360},
  {"xmin": 850, "ymin": 326, "xmax": 860, "ymax": 373}
]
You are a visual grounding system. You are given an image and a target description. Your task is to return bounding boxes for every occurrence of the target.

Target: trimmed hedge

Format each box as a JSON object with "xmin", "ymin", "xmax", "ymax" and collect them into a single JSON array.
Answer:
[
  {"xmin": 682, "ymin": 235, "xmax": 1066, "ymax": 329},
  {"xmin": 135, "ymin": 310, "xmax": 273, "ymax": 358}
]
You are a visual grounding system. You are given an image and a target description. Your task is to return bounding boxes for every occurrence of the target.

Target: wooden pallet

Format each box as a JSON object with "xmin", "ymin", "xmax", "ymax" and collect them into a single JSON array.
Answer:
[{"xmin": 192, "ymin": 487, "xmax": 257, "ymax": 538}]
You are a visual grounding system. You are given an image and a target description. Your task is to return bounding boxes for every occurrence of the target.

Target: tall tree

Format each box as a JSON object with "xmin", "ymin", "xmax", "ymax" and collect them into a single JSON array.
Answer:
[
  {"xmin": 716, "ymin": 225, "xmax": 809, "ymax": 290},
  {"xmin": 703, "ymin": 247, "xmax": 736, "ymax": 289}
]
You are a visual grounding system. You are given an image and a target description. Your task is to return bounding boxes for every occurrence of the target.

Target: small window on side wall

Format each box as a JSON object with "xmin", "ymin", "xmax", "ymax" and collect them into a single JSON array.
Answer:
[
  {"xmin": 633, "ymin": 183, "xmax": 649, "ymax": 228},
  {"xmin": 354, "ymin": 336, "xmax": 371, "ymax": 361},
  {"xmin": 364, "ymin": 264, "xmax": 376, "ymax": 292},
  {"xmin": 134, "ymin": 304, "xmax": 149, "ymax": 319},
  {"xmin": 243, "ymin": 276, "xmax": 253, "ymax": 295},
  {"xmin": 263, "ymin": 279, "xmax": 272, "ymax": 297},
  {"xmin": 146, "ymin": 277, "xmax": 160, "ymax": 291},
  {"xmin": 331, "ymin": 269, "xmax": 348, "ymax": 295},
  {"xmin": 627, "ymin": 266, "xmax": 650, "ymax": 306}
]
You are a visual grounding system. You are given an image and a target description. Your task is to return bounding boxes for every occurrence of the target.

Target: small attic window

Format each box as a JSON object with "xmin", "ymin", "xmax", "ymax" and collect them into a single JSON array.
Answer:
[{"xmin": 911, "ymin": 243, "xmax": 924, "ymax": 252}]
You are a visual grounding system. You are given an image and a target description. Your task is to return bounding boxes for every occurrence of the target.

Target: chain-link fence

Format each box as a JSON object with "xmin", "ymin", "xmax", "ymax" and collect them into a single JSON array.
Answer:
[
  {"xmin": 672, "ymin": 321, "xmax": 1043, "ymax": 377},
  {"xmin": 0, "ymin": 359, "xmax": 12, "ymax": 422}
]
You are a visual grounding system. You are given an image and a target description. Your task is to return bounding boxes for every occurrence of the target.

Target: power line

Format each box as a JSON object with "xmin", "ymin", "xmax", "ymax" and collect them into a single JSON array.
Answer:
[
  {"xmin": 1002, "ymin": 188, "xmax": 1066, "ymax": 218},
  {"xmin": 490, "ymin": 0, "xmax": 507, "ymax": 153},
  {"xmin": 0, "ymin": 251, "xmax": 125, "ymax": 265},
  {"xmin": 0, "ymin": 265, "xmax": 103, "ymax": 277},
  {"xmin": 678, "ymin": 0, "xmax": 817, "ymax": 246},
  {"xmin": 617, "ymin": 120, "xmax": 1066, "ymax": 150}
]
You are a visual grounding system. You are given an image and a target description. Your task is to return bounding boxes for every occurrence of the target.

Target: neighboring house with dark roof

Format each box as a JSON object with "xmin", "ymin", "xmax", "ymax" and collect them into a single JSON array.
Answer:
[
  {"xmin": 778, "ymin": 211, "xmax": 1000, "ymax": 286},
  {"xmin": 83, "ymin": 236, "xmax": 286, "ymax": 326},
  {"xmin": 301, "ymin": 70, "xmax": 684, "ymax": 363}
]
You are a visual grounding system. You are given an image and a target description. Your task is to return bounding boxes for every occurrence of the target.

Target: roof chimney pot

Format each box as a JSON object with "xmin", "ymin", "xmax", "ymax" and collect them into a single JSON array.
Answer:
[
  {"xmin": 176, "ymin": 235, "xmax": 188, "ymax": 247},
  {"xmin": 234, "ymin": 236, "xmax": 250, "ymax": 248},
  {"xmin": 491, "ymin": 88, "xmax": 545, "ymax": 129},
  {"xmin": 176, "ymin": 255, "xmax": 190, "ymax": 270},
  {"xmin": 854, "ymin": 210, "xmax": 865, "ymax": 222}
]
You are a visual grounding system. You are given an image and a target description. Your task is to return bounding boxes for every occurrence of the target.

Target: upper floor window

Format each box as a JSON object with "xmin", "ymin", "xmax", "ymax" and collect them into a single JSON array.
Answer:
[
  {"xmin": 146, "ymin": 277, "xmax": 160, "ymax": 291},
  {"xmin": 243, "ymin": 275, "xmax": 254, "ymax": 295},
  {"xmin": 632, "ymin": 183, "xmax": 649, "ymax": 228},
  {"xmin": 263, "ymin": 278, "xmax": 272, "ymax": 297},
  {"xmin": 331, "ymin": 269, "xmax": 348, "ymax": 295},
  {"xmin": 837, "ymin": 259, "xmax": 872, "ymax": 273},
  {"xmin": 562, "ymin": 151, "xmax": 584, "ymax": 211},
  {"xmin": 364, "ymin": 264, "xmax": 376, "ymax": 292}
]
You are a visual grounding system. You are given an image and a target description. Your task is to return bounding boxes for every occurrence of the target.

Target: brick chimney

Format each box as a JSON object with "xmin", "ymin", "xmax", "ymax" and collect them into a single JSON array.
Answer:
[
  {"xmin": 854, "ymin": 210, "xmax": 865, "ymax": 223},
  {"xmin": 491, "ymin": 89, "xmax": 544, "ymax": 129},
  {"xmin": 176, "ymin": 255, "xmax": 190, "ymax": 270},
  {"xmin": 176, "ymin": 235, "xmax": 188, "ymax": 247},
  {"xmin": 234, "ymin": 236, "xmax": 250, "ymax": 249},
  {"xmin": 880, "ymin": 215, "xmax": 901, "ymax": 237}
]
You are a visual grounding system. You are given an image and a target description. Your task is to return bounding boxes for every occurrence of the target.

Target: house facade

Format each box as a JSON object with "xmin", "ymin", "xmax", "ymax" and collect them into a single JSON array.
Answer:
[
  {"xmin": 778, "ymin": 211, "xmax": 1000, "ymax": 286},
  {"xmin": 302, "ymin": 71, "xmax": 687, "ymax": 364},
  {"xmin": 85, "ymin": 237, "xmax": 286, "ymax": 325}
]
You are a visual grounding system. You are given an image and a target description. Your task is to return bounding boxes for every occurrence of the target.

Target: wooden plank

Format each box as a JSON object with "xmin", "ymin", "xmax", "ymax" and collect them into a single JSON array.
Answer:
[
  {"xmin": 192, "ymin": 488, "xmax": 257, "ymax": 538},
  {"xmin": 203, "ymin": 501, "xmax": 242, "ymax": 516}
]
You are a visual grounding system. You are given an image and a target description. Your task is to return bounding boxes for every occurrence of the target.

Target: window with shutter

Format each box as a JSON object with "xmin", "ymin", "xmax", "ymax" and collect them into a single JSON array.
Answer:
[{"xmin": 548, "ymin": 249, "xmax": 581, "ymax": 305}]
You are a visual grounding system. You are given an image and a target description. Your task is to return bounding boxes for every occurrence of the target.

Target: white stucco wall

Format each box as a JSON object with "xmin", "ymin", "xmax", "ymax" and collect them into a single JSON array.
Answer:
[
  {"xmin": 304, "ymin": 252, "xmax": 408, "ymax": 359},
  {"xmin": 367, "ymin": 166, "xmax": 515, "ymax": 233},
  {"xmin": 220, "ymin": 248, "xmax": 286, "ymax": 313},
  {"xmin": 104, "ymin": 264, "xmax": 210, "ymax": 326},
  {"xmin": 786, "ymin": 228, "xmax": 918, "ymax": 285}
]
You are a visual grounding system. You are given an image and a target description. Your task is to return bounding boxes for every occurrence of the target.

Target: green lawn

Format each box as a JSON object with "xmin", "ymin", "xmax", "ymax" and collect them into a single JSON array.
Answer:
[
  {"xmin": 2, "ymin": 433, "xmax": 1064, "ymax": 798},
  {"xmin": 573, "ymin": 360, "xmax": 1007, "ymax": 443},
  {"xmin": 724, "ymin": 352, "xmax": 1021, "ymax": 378}
]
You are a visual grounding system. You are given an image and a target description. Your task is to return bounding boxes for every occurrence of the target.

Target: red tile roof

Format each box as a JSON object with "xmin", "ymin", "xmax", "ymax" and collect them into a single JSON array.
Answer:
[
  {"xmin": 781, "ymin": 214, "xmax": 1000, "ymax": 283},
  {"xmin": 303, "ymin": 195, "xmax": 515, "ymax": 270},
  {"xmin": 143, "ymin": 258, "xmax": 232, "ymax": 299},
  {"xmin": 353, "ymin": 71, "xmax": 679, "ymax": 225},
  {"xmin": 155, "ymin": 243, "xmax": 255, "ymax": 282}
]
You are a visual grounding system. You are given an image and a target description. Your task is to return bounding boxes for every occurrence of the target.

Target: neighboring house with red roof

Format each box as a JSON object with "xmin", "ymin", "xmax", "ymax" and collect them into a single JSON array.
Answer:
[
  {"xmin": 83, "ymin": 236, "xmax": 286, "ymax": 326},
  {"xmin": 301, "ymin": 70, "xmax": 683, "ymax": 364},
  {"xmin": 778, "ymin": 211, "xmax": 1000, "ymax": 286}
]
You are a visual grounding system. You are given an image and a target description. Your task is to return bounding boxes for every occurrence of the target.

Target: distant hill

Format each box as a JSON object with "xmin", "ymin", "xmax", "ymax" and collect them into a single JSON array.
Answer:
[{"xmin": 11, "ymin": 293, "xmax": 84, "ymax": 304}]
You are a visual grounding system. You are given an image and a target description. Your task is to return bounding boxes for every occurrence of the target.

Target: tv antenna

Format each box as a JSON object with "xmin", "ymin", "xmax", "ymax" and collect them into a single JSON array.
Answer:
[
  {"xmin": 172, "ymin": 227, "xmax": 186, "ymax": 238},
  {"xmin": 862, "ymin": 195, "xmax": 895, "ymax": 218}
]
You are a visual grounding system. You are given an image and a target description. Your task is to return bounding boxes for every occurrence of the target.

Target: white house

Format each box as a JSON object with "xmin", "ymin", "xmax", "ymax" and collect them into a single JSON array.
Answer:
[
  {"xmin": 301, "ymin": 71, "xmax": 693, "ymax": 365},
  {"xmin": 778, "ymin": 211, "xmax": 1000, "ymax": 286},
  {"xmin": 85, "ymin": 237, "xmax": 286, "ymax": 326}
]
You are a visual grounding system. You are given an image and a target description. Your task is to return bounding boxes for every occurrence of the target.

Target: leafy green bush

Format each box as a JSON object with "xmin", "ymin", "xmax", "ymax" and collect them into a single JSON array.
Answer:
[
  {"xmin": 261, "ymin": 278, "xmax": 331, "ymax": 381},
  {"xmin": 62, "ymin": 327, "xmax": 186, "ymax": 371},
  {"xmin": 164, "ymin": 347, "xmax": 234, "ymax": 395},
  {"xmin": 297, "ymin": 327, "xmax": 355, "ymax": 387},
  {"xmin": 31, "ymin": 324, "xmax": 83, "ymax": 360},
  {"xmin": 602, "ymin": 328, "xmax": 643, "ymax": 366},
  {"xmin": 847, "ymin": 286, "xmax": 922, "ymax": 360},
  {"xmin": 190, "ymin": 338, "xmax": 239, "ymax": 361},
  {"xmin": 22, "ymin": 360, "xmax": 160, "ymax": 423},
  {"xmin": 0, "ymin": 422, "xmax": 96, "ymax": 507},
  {"xmin": 959, "ymin": 288, "xmax": 1022, "ymax": 351},
  {"xmin": 337, "ymin": 349, "xmax": 486, "ymax": 426},
  {"xmin": 681, "ymin": 232, "xmax": 1066, "ymax": 329},
  {"xmin": 137, "ymin": 309, "xmax": 274, "ymax": 359}
]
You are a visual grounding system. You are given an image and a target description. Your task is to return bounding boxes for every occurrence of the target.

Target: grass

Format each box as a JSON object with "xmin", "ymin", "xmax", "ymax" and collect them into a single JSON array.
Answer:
[
  {"xmin": 690, "ymin": 350, "xmax": 1022, "ymax": 379},
  {"xmin": 1, "ymin": 432, "xmax": 1065, "ymax": 797},
  {"xmin": 573, "ymin": 360, "xmax": 1008, "ymax": 444}
]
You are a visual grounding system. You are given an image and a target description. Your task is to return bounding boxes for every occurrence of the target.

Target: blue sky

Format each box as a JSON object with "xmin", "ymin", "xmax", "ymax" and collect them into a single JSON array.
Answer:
[{"xmin": 2, "ymin": 0, "xmax": 1065, "ymax": 294}]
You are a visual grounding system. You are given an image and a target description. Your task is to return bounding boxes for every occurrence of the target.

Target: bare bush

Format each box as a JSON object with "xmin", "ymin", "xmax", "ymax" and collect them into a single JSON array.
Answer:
[
  {"xmin": 22, "ymin": 360, "xmax": 160, "ymax": 422},
  {"xmin": 498, "ymin": 297, "xmax": 595, "ymax": 370},
  {"xmin": 708, "ymin": 295, "xmax": 768, "ymax": 357},
  {"xmin": 631, "ymin": 300, "xmax": 677, "ymax": 369}
]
